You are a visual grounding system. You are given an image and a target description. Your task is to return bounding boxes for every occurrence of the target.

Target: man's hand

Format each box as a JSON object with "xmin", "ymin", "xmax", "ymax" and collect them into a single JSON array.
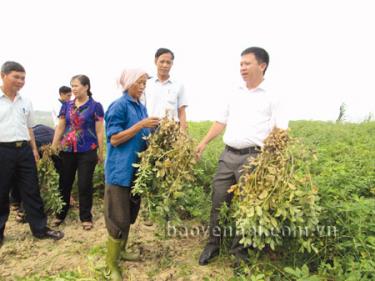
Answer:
[
  {"xmin": 194, "ymin": 121, "xmax": 226, "ymax": 160},
  {"xmin": 195, "ymin": 142, "xmax": 207, "ymax": 161},
  {"xmin": 33, "ymin": 148, "xmax": 40, "ymax": 162},
  {"xmin": 179, "ymin": 122, "xmax": 188, "ymax": 134}
]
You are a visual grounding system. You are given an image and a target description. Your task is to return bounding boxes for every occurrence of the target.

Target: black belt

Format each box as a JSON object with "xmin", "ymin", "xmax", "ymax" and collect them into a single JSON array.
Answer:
[
  {"xmin": 225, "ymin": 145, "xmax": 261, "ymax": 155},
  {"xmin": 0, "ymin": 141, "xmax": 30, "ymax": 149}
]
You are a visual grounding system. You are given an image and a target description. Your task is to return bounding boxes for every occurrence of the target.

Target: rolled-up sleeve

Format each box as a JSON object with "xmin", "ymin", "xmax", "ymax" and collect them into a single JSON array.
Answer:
[{"xmin": 105, "ymin": 102, "xmax": 127, "ymax": 139}]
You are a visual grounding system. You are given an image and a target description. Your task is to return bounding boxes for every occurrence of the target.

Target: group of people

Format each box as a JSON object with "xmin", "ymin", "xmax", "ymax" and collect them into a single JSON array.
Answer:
[{"xmin": 0, "ymin": 46, "xmax": 287, "ymax": 280}]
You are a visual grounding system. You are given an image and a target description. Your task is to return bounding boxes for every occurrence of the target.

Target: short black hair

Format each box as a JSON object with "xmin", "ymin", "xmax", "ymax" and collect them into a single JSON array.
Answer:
[
  {"xmin": 241, "ymin": 47, "xmax": 269, "ymax": 74},
  {"xmin": 1, "ymin": 61, "xmax": 26, "ymax": 74},
  {"xmin": 155, "ymin": 48, "xmax": 174, "ymax": 60},
  {"xmin": 59, "ymin": 86, "xmax": 71, "ymax": 95}
]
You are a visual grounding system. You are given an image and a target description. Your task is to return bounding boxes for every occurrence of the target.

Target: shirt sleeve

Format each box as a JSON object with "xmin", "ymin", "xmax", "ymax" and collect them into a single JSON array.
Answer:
[
  {"xmin": 216, "ymin": 101, "xmax": 229, "ymax": 125},
  {"xmin": 270, "ymin": 98, "xmax": 289, "ymax": 129},
  {"xmin": 94, "ymin": 102, "xmax": 105, "ymax": 121},
  {"xmin": 105, "ymin": 101, "xmax": 128, "ymax": 139},
  {"xmin": 52, "ymin": 101, "xmax": 63, "ymax": 127},
  {"xmin": 58, "ymin": 102, "xmax": 68, "ymax": 118},
  {"xmin": 177, "ymin": 83, "xmax": 188, "ymax": 108},
  {"xmin": 27, "ymin": 101, "xmax": 35, "ymax": 128}
]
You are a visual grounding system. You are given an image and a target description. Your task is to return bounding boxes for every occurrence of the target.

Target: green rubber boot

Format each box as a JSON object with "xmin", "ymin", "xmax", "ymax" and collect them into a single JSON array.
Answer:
[
  {"xmin": 106, "ymin": 236, "xmax": 123, "ymax": 281},
  {"xmin": 120, "ymin": 240, "xmax": 141, "ymax": 261}
]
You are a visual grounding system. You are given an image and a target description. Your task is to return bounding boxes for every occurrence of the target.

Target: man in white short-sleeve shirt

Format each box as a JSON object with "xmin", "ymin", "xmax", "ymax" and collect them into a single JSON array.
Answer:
[
  {"xmin": 0, "ymin": 61, "xmax": 63, "ymax": 247},
  {"xmin": 196, "ymin": 47, "xmax": 288, "ymax": 266},
  {"xmin": 143, "ymin": 48, "xmax": 188, "ymax": 131}
]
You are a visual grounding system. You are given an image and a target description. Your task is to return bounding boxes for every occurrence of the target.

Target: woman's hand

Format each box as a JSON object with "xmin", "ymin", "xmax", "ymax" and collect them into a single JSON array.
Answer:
[
  {"xmin": 98, "ymin": 152, "xmax": 104, "ymax": 164},
  {"xmin": 140, "ymin": 117, "xmax": 160, "ymax": 128},
  {"xmin": 110, "ymin": 117, "xmax": 160, "ymax": 147},
  {"xmin": 51, "ymin": 144, "xmax": 60, "ymax": 155}
]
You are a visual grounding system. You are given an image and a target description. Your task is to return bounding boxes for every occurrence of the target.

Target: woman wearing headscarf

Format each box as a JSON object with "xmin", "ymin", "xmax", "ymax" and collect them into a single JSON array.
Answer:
[{"xmin": 104, "ymin": 69, "xmax": 159, "ymax": 280}]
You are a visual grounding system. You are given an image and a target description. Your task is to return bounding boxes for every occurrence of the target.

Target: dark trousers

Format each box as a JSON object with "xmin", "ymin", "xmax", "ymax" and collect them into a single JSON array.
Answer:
[
  {"xmin": 207, "ymin": 147, "xmax": 259, "ymax": 252},
  {"xmin": 104, "ymin": 184, "xmax": 141, "ymax": 240},
  {"xmin": 52, "ymin": 153, "xmax": 63, "ymax": 189},
  {"xmin": 0, "ymin": 145, "xmax": 47, "ymax": 237},
  {"xmin": 10, "ymin": 152, "xmax": 63, "ymax": 208},
  {"xmin": 10, "ymin": 180, "xmax": 22, "ymax": 205},
  {"xmin": 57, "ymin": 150, "xmax": 97, "ymax": 222}
]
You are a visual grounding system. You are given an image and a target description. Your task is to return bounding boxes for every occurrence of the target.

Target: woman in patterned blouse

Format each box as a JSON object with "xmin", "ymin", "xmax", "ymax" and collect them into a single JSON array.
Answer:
[{"xmin": 52, "ymin": 74, "xmax": 104, "ymax": 231}]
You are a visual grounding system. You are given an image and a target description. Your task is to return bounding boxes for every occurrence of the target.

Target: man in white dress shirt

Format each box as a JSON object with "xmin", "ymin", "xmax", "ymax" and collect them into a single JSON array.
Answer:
[
  {"xmin": 196, "ymin": 47, "xmax": 288, "ymax": 266},
  {"xmin": 0, "ymin": 61, "xmax": 64, "ymax": 247},
  {"xmin": 143, "ymin": 48, "xmax": 188, "ymax": 131}
]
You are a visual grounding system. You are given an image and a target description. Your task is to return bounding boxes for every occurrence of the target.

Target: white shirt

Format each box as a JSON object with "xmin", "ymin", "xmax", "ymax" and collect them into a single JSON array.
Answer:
[
  {"xmin": 51, "ymin": 99, "xmax": 64, "ymax": 127},
  {"xmin": 0, "ymin": 89, "xmax": 35, "ymax": 142},
  {"xmin": 143, "ymin": 76, "xmax": 188, "ymax": 120},
  {"xmin": 218, "ymin": 82, "xmax": 288, "ymax": 149}
]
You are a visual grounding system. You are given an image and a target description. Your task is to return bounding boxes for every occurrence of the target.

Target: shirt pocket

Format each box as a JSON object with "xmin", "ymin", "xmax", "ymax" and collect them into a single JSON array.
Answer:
[
  {"xmin": 254, "ymin": 99, "xmax": 272, "ymax": 117},
  {"xmin": 18, "ymin": 106, "xmax": 30, "ymax": 124}
]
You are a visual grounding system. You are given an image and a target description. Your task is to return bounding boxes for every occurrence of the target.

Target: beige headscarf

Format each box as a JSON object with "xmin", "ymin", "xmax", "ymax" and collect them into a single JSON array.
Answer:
[{"xmin": 117, "ymin": 68, "xmax": 148, "ymax": 91}]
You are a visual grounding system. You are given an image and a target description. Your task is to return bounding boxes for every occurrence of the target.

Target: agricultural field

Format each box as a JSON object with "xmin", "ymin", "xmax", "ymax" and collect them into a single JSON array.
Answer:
[{"xmin": 0, "ymin": 120, "xmax": 374, "ymax": 281}]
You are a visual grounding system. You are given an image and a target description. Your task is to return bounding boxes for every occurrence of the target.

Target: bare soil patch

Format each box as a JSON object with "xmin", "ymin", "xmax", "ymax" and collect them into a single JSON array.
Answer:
[{"xmin": 0, "ymin": 203, "xmax": 234, "ymax": 281}]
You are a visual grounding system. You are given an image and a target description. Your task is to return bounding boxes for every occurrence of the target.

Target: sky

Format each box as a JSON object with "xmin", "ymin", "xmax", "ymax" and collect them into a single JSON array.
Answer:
[{"xmin": 1, "ymin": 0, "xmax": 374, "ymax": 122}]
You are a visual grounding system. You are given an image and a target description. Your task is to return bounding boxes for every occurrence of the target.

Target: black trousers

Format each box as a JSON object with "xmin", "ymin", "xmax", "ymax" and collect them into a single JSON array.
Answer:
[
  {"xmin": 0, "ymin": 145, "xmax": 47, "ymax": 237},
  {"xmin": 51, "ymin": 152, "xmax": 63, "ymax": 190},
  {"xmin": 9, "ymin": 177, "xmax": 22, "ymax": 205},
  {"xmin": 57, "ymin": 150, "xmax": 97, "ymax": 222},
  {"xmin": 9, "ymin": 152, "xmax": 63, "ymax": 207}
]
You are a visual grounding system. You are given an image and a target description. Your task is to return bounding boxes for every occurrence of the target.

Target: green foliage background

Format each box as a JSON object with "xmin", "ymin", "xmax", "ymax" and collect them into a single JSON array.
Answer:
[{"xmin": 187, "ymin": 121, "xmax": 375, "ymax": 280}]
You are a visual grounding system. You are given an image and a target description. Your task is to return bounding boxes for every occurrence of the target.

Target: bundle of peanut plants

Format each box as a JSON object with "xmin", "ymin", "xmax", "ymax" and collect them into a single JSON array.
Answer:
[
  {"xmin": 37, "ymin": 145, "xmax": 65, "ymax": 216},
  {"xmin": 229, "ymin": 128, "xmax": 321, "ymax": 253},
  {"xmin": 132, "ymin": 117, "xmax": 197, "ymax": 234}
]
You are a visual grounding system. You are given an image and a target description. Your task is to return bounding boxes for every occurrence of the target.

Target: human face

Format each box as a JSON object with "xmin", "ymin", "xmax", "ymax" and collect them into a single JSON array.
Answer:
[
  {"xmin": 240, "ymin": 53, "xmax": 266, "ymax": 84},
  {"xmin": 1, "ymin": 71, "xmax": 26, "ymax": 94},
  {"xmin": 71, "ymin": 79, "xmax": 88, "ymax": 99},
  {"xmin": 155, "ymin": 53, "xmax": 173, "ymax": 79},
  {"xmin": 60, "ymin": 92, "xmax": 72, "ymax": 102},
  {"xmin": 128, "ymin": 74, "xmax": 148, "ymax": 100}
]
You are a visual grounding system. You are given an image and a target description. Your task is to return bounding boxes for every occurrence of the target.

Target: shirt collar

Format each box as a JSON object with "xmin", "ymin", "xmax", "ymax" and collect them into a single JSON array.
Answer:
[
  {"xmin": 123, "ymin": 91, "xmax": 141, "ymax": 105},
  {"xmin": 257, "ymin": 79, "xmax": 268, "ymax": 91},
  {"xmin": 239, "ymin": 79, "xmax": 267, "ymax": 93},
  {"xmin": 151, "ymin": 75, "xmax": 174, "ymax": 85},
  {"xmin": 0, "ymin": 89, "xmax": 21, "ymax": 100},
  {"xmin": 71, "ymin": 97, "xmax": 93, "ymax": 109}
]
